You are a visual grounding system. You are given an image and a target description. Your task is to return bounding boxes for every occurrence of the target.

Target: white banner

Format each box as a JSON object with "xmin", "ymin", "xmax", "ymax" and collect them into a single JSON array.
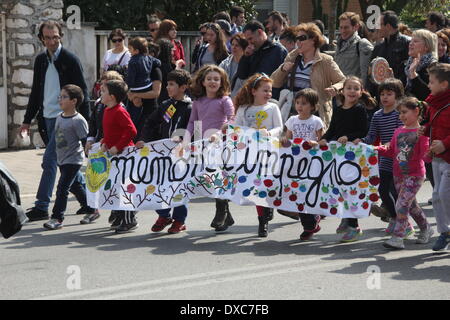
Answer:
[{"xmin": 86, "ymin": 126, "xmax": 380, "ymax": 218}]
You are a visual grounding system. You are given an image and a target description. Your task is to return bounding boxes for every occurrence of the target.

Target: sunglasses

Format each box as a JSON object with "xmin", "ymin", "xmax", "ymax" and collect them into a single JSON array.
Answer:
[
  {"xmin": 111, "ymin": 38, "xmax": 123, "ymax": 43},
  {"xmin": 296, "ymin": 35, "xmax": 310, "ymax": 42},
  {"xmin": 200, "ymin": 32, "xmax": 206, "ymax": 36}
]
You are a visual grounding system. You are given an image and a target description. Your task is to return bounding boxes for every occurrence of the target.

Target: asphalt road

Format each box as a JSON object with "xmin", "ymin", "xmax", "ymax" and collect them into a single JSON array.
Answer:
[{"xmin": 0, "ymin": 149, "xmax": 449, "ymax": 301}]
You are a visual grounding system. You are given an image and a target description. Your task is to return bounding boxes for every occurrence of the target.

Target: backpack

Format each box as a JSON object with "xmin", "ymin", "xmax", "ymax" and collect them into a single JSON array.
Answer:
[
  {"xmin": 106, "ymin": 50, "xmax": 129, "ymax": 78},
  {"xmin": 0, "ymin": 162, "xmax": 27, "ymax": 239}
]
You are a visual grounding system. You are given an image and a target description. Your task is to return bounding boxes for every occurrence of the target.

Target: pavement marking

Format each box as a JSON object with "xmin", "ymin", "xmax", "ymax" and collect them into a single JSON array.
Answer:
[{"xmin": 33, "ymin": 248, "xmax": 392, "ymax": 300}]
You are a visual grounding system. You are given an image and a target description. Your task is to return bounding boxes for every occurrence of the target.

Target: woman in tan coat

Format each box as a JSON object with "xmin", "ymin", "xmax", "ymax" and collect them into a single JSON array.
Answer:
[{"xmin": 271, "ymin": 23, "xmax": 345, "ymax": 128}]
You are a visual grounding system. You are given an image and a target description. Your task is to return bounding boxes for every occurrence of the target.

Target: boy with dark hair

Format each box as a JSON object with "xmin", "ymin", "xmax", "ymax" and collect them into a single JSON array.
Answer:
[
  {"xmin": 354, "ymin": 78, "xmax": 404, "ymax": 230},
  {"xmin": 136, "ymin": 69, "xmax": 192, "ymax": 234},
  {"xmin": 422, "ymin": 63, "xmax": 450, "ymax": 251},
  {"xmin": 100, "ymin": 80, "xmax": 138, "ymax": 233},
  {"xmin": 43, "ymin": 84, "xmax": 96, "ymax": 230}
]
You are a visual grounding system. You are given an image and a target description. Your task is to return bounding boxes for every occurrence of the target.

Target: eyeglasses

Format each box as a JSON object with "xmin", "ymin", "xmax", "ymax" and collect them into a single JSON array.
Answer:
[
  {"xmin": 43, "ymin": 36, "xmax": 61, "ymax": 42},
  {"xmin": 111, "ymin": 38, "xmax": 123, "ymax": 43},
  {"xmin": 295, "ymin": 35, "xmax": 309, "ymax": 42},
  {"xmin": 58, "ymin": 95, "xmax": 70, "ymax": 100}
]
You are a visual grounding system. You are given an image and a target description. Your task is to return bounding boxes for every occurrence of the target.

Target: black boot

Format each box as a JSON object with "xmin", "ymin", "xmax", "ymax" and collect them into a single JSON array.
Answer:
[
  {"xmin": 215, "ymin": 205, "xmax": 235, "ymax": 232},
  {"xmin": 211, "ymin": 199, "xmax": 227, "ymax": 228},
  {"xmin": 258, "ymin": 216, "xmax": 268, "ymax": 237},
  {"xmin": 264, "ymin": 207, "xmax": 274, "ymax": 221}
]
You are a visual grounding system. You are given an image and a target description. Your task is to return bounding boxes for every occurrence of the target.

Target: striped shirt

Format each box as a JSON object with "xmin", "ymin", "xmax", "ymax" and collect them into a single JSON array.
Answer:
[
  {"xmin": 288, "ymin": 58, "xmax": 313, "ymax": 91},
  {"xmin": 363, "ymin": 108, "xmax": 403, "ymax": 172}
]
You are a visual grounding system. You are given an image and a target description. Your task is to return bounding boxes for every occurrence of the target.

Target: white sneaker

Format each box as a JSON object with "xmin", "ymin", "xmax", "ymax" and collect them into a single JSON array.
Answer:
[
  {"xmin": 416, "ymin": 225, "xmax": 434, "ymax": 244},
  {"xmin": 383, "ymin": 236, "xmax": 405, "ymax": 250}
]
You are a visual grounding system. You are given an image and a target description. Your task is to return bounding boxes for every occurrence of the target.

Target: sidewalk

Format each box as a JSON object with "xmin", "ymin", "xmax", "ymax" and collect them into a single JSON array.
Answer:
[{"xmin": 0, "ymin": 148, "xmax": 51, "ymax": 198}]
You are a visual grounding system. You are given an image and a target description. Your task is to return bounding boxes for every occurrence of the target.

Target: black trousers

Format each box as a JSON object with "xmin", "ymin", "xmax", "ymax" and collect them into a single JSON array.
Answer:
[{"xmin": 379, "ymin": 170, "xmax": 398, "ymax": 218}]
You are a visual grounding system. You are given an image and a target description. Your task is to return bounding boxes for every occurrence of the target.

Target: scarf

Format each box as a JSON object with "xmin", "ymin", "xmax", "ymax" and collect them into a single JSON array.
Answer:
[
  {"xmin": 425, "ymin": 89, "xmax": 450, "ymax": 110},
  {"xmin": 404, "ymin": 53, "xmax": 435, "ymax": 90}
]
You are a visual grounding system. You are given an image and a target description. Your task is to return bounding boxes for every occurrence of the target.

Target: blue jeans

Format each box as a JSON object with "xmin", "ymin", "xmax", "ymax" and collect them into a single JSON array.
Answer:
[
  {"xmin": 35, "ymin": 118, "xmax": 58, "ymax": 211},
  {"xmin": 51, "ymin": 164, "xmax": 92, "ymax": 221},
  {"xmin": 156, "ymin": 205, "xmax": 188, "ymax": 223}
]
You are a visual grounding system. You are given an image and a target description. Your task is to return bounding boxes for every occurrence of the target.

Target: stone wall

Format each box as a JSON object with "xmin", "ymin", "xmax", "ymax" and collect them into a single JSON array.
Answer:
[{"xmin": 2, "ymin": 0, "xmax": 64, "ymax": 148}]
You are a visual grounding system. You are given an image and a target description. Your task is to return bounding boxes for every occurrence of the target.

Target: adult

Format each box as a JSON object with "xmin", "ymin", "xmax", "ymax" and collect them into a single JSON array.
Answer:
[
  {"xmin": 147, "ymin": 15, "xmax": 161, "ymax": 41},
  {"xmin": 191, "ymin": 23, "xmax": 209, "ymax": 69},
  {"xmin": 368, "ymin": 11, "xmax": 410, "ymax": 96},
  {"xmin": 230, "ymin": 5, "xmax": 245, "ymax": 34},
  {"xmin": 425, "ymin": 12, "xmax": 447, "ymax": 33},
  {"xmin": 216, "ymin": 19, "xmax": 233, "ymax": 52},
  {"xmin": 156, "ymin": 19, "xmax": 185, "ymax": 69},
  {"xmin": 235, "ymin": 20, "xmax": 288, "ymax": 98},
  {"xmin": 334, "ymin": 12, "xmax": 374, "ymax": 85},
  {"xmin": 405, "ymin": 29, "xmax": 438, "ymax": 101},
  {"xmin": 20, "ymin": 21, "xmax": 90, "ymax": 221},
  {"xmin": 266, "ymin": 11, "xmax": 286, "ymax": 43},
  {"xmin": 101, "ymin": 28, "xmax": 131, "ymax": 75},
  {"xmin": 437, "ymin": 30, "xmax": 450, "ymax": 63},
  {"xmin": 193, "ymin": 23, "xmax": 229, "ymax": 72},
  {"xmin": 279, "ymin": 27, "xmax": 297, "ymax": 53},
  {"xmin": 271, "ymin": 22, "xmax": 345, "ymax": 128},
  {"xmin": 219, "ymin": 33, "xmax": 248, "ymax": 97}
]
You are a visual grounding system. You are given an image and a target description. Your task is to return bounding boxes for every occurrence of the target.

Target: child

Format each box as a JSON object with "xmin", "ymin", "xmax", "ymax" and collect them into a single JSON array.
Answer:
[
  {"xmin": 186, "ymin": 65, "xmax": 235, "ymax": 232},
  {"xmin": 377, "ymin": 97, "xmax": 433, "ymax": 250},
  {"xmin": 84, "ymin": 70, "xmax": 124, "ymax": 226},
  {"xmin": 319, "ymin": 76, "xmax": 369, "ymax": 243},
  {"xmin": 100, "ymin": 80, "xmax": 138, "ymax": 234},
  {"xmin": 353, "ymin": 78, "xmax": 404, "ymax": 233},
  {"xmin": 283, "ymin": 88, "xmax": 324, "ymax": 240},
  {"xmin": 126, "ymin": 37, "xmax": 156, "ymax": 108},
  {"xmin": 43, "ymin": 85, "xmax": 97, "ymax": 230},
  {"xmin": 422, "ymin": 63, "xmax": 450, "ymax": 252},
  {"xmin": 136, "ymin": 69, "xmax": 192, "ymax": 234},
  {"xmin": 232, "ymin": 73, "xmax": 283, "ymax": 237}
]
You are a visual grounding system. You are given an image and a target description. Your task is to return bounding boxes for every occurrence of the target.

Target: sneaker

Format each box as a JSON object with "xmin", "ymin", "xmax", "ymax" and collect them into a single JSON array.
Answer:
[
  {"xmin": 416, "ymin": 226, "xmax": 434, "ymax": 244},
  {"xmin": 80, "ymin": 210, "xmax": 100, "ymax": 225},
  {"xmin": 340, "ymin": 227, "xmax": 362, "ymax": 243},
  {"xmin": 385, "ymin": 219, "xmax": 396, "ymax": 235},
  {"xmin": 110, "ymin": 217, "xmax": 122, "ymax": 230},
  {"xmin": 115, "ymin": 220, "xmax": 138, "ymax": 234},
  {"xmin": 404, "ymin": 225, "xmax": 415, "ymax": 239},
  {"xmin": 43, "ymin": 219, "xmax": 63, "ymax": 230},
  {"xmin": 383, "ymin": 236, "xmax": 405, "ymax": 250},
  {"xmin": 168, "ymin": 220, "xmax": 187, "ymax": 234},
  {"xmin": 336, "ymin": 219, "xmax": 349, "ymax": 234},
  {"xmin": 432, "ymin": 233, "xmax": 450, "ymax": 252},
  {"xmin": 300, "ymin": 225, "xmax": 321, "ymax": 241},
  {"xmin": 26, "ymin": 207, "xmax": 49, "ymax": 222},
  {"xmin": 151, "ymin": 217, "xmax": 173, "ymax": 232},
  {"xmin": 370, "ymin": 204, "xmax": 389, "ymax": 219},
  {"xmin": 215, "ymin": 212, "xmax": 235, "ymax": 232}
]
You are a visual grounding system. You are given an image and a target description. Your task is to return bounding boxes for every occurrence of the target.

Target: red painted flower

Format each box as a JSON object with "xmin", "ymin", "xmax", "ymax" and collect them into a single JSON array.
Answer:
[
  {"xmin": 293, "ymin": 138, "xmax": 303, "ymax": 145},
  {"xmin": 127, "ymin": 184, "xmax": 136, "ymax": 193}
]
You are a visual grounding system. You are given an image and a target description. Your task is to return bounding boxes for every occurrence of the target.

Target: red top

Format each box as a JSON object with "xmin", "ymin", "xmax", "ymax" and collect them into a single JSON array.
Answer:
[
  {"xmin": 172, "ymin": 39, "xmax": 185, "ymax": 66},
  {"xmin": 101, "ymin": 103, "xmax": 136, "ymax": 152},
  {"xmin": 424, "ymin": 90, "xmax": 450, "ymax": 164}
]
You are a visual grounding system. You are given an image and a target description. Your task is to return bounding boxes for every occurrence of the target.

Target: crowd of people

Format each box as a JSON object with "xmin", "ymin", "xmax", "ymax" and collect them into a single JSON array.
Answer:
[{"xmin": 19, "ymin": 7, "xmax": 450, "ymax": 252}]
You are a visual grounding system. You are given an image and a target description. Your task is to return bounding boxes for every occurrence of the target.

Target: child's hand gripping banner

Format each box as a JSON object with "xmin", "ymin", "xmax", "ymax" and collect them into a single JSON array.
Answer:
[{"xmin": 86, "ymin": 125, "xmax": 380, "ymax": 218}]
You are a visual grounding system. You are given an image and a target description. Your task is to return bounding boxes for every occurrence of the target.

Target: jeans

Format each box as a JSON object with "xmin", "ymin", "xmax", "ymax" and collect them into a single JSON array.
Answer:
[
  {"xmin": 432, "ymin": 158, "xmax": 450, "ymax": 233},
  {"xmin": 156, "ymin": 205, "xmax": 188, "ymax": 223},
  {"xmin": 35, "ymin": 118, "xmax": 58, "ymax": 211},
  {"xmin": 51, "ymin": 164, "xmax": 92, "ymax": 221}
]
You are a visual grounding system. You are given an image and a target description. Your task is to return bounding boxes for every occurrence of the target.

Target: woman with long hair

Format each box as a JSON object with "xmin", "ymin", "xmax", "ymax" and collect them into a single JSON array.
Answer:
[{"xmin": 193, "ymin": 23, "xmax": 229, "ymax": 72}]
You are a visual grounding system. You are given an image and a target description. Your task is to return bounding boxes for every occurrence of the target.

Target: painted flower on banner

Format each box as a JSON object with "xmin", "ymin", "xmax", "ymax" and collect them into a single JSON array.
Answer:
[
  {"xmin": 140, "ymin": 146, "xmax": 150, "ymax": 157},
  {"xmin": 146, "ymin": 185, "xmax": 156, "ymax": 194},
  {"xmin": 127, "ymin": 184, "xmax": 136, "ymax": 193}
]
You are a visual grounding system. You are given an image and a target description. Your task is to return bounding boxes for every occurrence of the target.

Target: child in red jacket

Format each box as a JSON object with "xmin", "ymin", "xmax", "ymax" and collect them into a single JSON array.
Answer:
[
  {"xmin": 100, "ymin": 80, "xmax": 138, "ymax": 234},
  {"xmin": 422, "ymin": 63, "xmax": 450, "ymax": 252}
]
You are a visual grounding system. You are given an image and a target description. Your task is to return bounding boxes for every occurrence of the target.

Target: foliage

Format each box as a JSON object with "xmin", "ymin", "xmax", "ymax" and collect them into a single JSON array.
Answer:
[{"xmin": 63, "ymin": 0, "xmax": 258, "ymax": 31}]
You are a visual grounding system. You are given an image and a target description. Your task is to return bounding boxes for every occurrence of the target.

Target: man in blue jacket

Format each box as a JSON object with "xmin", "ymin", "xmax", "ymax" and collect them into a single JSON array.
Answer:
[
  {"xmin": 234, "ymin": 20, "xmax": 288, "ymax": 99},
  {"xmin": 19, "ymin": 20, "xmax": 90, "ymax": 222}
]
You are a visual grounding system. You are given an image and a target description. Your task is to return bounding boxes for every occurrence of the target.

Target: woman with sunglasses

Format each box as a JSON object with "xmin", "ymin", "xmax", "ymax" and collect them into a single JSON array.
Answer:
[
  {"xmin": 272, "ymin": 23, "xmax": 345, "ymax": 129},
  {"xmin": 102, "ymin": 29, "xmax": 131, "ymax": 75},
  {"xmin": 193, "ymin": 22, "xmax": 229, "ymax": 72}
]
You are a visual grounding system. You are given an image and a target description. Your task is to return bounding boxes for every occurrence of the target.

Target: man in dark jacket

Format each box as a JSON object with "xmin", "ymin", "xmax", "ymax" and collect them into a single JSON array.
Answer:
[
  {"xmin": 368, "ymin": 11, "xmax": 410, "ymax": 97},
  {"xmin": 19, "ymin": 21, "xmax": 90, "ymax": 222},
  {"xmin": 235, "ymin": 20, "xmax": 288, "ymax": 99}
]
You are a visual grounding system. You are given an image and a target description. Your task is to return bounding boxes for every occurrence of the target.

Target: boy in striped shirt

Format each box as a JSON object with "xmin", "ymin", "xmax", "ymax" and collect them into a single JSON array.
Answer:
[{"xmin": 354, "ymin": 78, "xmax": 404, "ymax": 232}]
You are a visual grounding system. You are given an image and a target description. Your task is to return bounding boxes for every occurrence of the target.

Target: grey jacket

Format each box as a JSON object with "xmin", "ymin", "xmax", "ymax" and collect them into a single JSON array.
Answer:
[{"xmin": 334, "ymin": 33, "xmax": 373, "ymax": 85}]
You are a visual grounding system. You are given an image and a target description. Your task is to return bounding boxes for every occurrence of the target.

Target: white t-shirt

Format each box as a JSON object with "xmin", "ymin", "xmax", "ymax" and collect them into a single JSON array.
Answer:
[
  {"xmin": 102, "ymin": 49, "xmax": 131, "ymax": 70},
  {"xmin": 234, "ymin": 101, "xmax": 283, "ymax": 137},
  {"xmin": 285, "ymin": 114, "xmax": 324, "ymax": 141}
]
